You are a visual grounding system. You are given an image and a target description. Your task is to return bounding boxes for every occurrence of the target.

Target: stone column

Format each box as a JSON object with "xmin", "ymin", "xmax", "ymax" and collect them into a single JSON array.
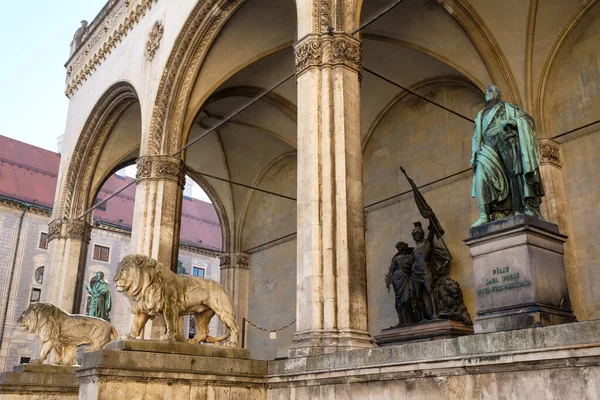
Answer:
[
  {"xmin": 131, "ymin": 155, "xmax": 186, "ymax": 269},
  {"xmin": 290, "ymin": 10, "xmax": 372, "ymax": 356},
  {"xmin": 43, "ymin": 219, "xmax": 92, "ymax": 313},
  {"xmin": 130, "ymin": 155, "xmax": 185, "ymax": 338},
  {"xmin": 219, "ymin": 253, "xmax": 250, "ymax": 340},
  {"xmin": 538, "ymin": 139, "xmax": 584, "ymax": 319}
]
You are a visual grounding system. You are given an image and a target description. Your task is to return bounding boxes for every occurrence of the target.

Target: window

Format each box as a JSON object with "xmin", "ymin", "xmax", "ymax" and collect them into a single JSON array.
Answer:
[
  {"xmin": 38, "ymin": 233, "xmax": 48, "ymax": 249},
  {"xmin": 192, "ymin": 267, "xmax": 205, "ymax": 278},
  {"xmin": 30, "ymin": 288, "xmax": 41, "ymax": 303},
  {"xmin": 93, "ymin": 198, "xmax": 107, "ymax": 211},
  {"xmin": 19, "ymin": 357, "xmax": 30, "ymax": 365},
  {"xmin": 93, "ymin": 245, "xmax": 110, "ymax": 262},
  {"xmin": 34, "ymin": 267, "xmax": 44, "ymax": 284}
]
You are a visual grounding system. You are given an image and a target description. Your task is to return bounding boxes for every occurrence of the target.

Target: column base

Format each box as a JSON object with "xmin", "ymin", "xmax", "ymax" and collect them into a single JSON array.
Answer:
[
  {"xmin": 0, "ymin": 364, "xmax": 79, "ymax": 399},
  {"xmin": 289, "ymin": 329, "xmax": 374, "ymax": 358}
]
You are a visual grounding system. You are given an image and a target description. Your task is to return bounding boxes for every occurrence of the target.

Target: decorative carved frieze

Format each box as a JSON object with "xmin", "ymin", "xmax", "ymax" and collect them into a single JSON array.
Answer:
[
  {"xmin": 48, "ymin": 219, "xmax": 92, "ymax": 243},
  {"xmin": 219, "ymin": 253, "xmax": 250, "ymax": 270},
  {"xmin": 65, "ymin": 0, "xmax": 159, "ymax": 98},
  {"xmin": 294, "ymin": 34, "xmax": 362, "ymax": 76},
  {"xmin": 136, "ymin": 156, "xmax": 186, "ymax": 187},
  {"xmin": 145, "ymin": 20, "xmax": 164, "ymax": 61},
  {"xmin": 538, "ymin": 139, "xmax": 562, "ymax": 168}
]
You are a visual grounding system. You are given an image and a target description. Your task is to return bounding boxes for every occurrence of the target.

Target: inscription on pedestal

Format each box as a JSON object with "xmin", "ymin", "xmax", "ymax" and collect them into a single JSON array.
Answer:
[
  {"xmin": 465, "ymin": 215, "xmax": 576, "ymax": 333},
  {"xmin": 478, "ymin": 267, "xmax": 532, "ymax": 295}
]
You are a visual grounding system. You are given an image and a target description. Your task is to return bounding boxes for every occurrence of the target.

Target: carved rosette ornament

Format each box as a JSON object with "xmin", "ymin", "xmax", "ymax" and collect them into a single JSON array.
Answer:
[
  {"xmin": 136, "ymin": 156, "xmax": 186, "ymax": 188},
  {"xmin": 47, "ymin": 219, "xmax": 92, "ymax": 244},
  {"xmin": 294, "ymin": 34, "xmax": 362, "ymax": 76},
  {"xmin": 538, "ymin": 139, "xmax": 562, "ymax": 168},
  {"xmin": 144, "ymin": 20, "xmax": 164, "ymax": 61},
  {"xmin": 219, "ymin": 253, "xmax": 250, "ymax": 270}
]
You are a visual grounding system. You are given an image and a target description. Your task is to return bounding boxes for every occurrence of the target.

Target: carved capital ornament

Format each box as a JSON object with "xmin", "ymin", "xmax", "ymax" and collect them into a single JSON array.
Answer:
[
  {"xmin": 48, "ymin": 219, "xmax": 92, "ymax": 243},
  {"xmin": 294, "ymin": 34, "xmax": 362, "ymax": 76},
  {"xmin": 136, "ymin": 155, "xmax": 186, "ymax": 187},
  {"xmin": 538, "ymin": 139, "xmax": 562, "ymax": 168},
  {"xmin": 219, "ymin": 253, "xmax": 250, "ymax": 270}
]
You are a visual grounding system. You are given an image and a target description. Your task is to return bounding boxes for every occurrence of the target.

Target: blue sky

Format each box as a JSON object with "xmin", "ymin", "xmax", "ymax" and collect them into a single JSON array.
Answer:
[{"xmin": 0, "ymin": 1, "xmax": 107, "ymax": 153}]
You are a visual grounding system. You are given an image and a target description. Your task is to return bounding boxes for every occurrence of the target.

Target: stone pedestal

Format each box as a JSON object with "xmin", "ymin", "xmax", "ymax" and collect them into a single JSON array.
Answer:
[
  {"xmin": 76, "ymin": 340, "xmax": 266, "ymax": 400},
  {"xmin": 374, "ymin": 319, "xmax": 474, "ymax": 347},
  {"xmin": 0, "ymin": 364, "xmax": 79, "ymax": 399},
  {"xmin": 465, "ymin": 215, "xmax": 576, "ymax": 334}
]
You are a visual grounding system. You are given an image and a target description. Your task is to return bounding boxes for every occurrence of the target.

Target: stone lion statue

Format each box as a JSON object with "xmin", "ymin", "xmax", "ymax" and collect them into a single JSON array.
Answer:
[
  {"xmin": 114, "ymin": 254, "xmax": 239, "ymax": 347},
  {"xmin": 17, "ymin": 303, "xmax": 117, "ymax": 365}
]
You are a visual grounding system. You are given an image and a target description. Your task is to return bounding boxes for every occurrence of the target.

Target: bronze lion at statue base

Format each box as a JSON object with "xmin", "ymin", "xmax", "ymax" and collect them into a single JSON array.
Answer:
[
  {"xmin": 17, "ymin": 303, "xmax": 117, "ymax": 365},
  {"xmin": 114, "ymin": 254, "xmax": 239, "ymax": 347}
]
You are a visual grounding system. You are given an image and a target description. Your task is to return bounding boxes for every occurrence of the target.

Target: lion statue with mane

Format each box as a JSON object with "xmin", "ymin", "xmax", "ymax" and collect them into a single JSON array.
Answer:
[
  {"xmin": 114, "ymin": 254, "xmax": 239, "ymax": 347},
  {"xmin": 17, "ymin": 303, "xmax": 117, "ymax": 365}
]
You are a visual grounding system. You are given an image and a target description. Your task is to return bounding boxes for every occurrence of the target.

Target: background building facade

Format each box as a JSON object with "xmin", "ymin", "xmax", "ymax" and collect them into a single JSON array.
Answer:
[{"xmin": 0, "ymin": 136, "xmax": 221, "ymax": 370}]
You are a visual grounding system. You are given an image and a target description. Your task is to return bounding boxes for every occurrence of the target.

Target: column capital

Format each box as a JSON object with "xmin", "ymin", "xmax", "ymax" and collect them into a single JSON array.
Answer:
[
  {"xmin": 219, "ymin": 253, "xmax": 250, "ymax": 270},
  {"xmin": 294, "ymin": 33, "xmax": 362, "ymax": 76},
  {"xmin": 48, "ymin": 218, "xmax": 92, "ymax": 243},
  {"xmin": 136, "ymin": 155, "xmax": 186, "ymax": 187},
  {"xmin": 538, "ymin": 139, "xmax": 562, "ymax": 168}
]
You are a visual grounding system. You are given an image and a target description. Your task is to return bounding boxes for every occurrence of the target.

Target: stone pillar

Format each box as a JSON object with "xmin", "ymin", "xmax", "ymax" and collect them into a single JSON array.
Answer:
[
  {"xmin": 43, "ymin": 219, "xmax": 92, "ymax": 313},
  {"xmin": 290, "ymin": 13, "xmax": 372, "ymax": 356},
  {"xmin": 538, "ymin": 139, "xmax": 584, "ymax": 319},
  {"xmin": 130, "ymin": 155, "xmax": 185, "ymax": 338},
  {"xmin": 219, "ymin": 253, "xmax": 250, "ymax": 340},
  {"xmin": 131, "ymin": 155, "xmax": 186, "ymax": 269}
]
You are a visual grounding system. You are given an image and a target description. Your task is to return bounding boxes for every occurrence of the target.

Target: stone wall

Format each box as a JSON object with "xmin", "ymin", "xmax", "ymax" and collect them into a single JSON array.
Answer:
[
  {"xmin": 562, "ymin": 129, "xmax": 600, "ymax": 320},
  {"xmin": 0, "ymin": 206, "xmax": 50, "ymax": 370}
]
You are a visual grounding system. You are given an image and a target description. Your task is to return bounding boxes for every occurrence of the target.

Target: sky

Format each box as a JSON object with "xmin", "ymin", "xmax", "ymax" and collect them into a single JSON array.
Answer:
[
  {"xmin": 0, "ymin": 1, "xmax": 107, "ymax": 152},
  {"xmin": 0, "ymin": 1, "xmax": 211, "ymax": 202}
]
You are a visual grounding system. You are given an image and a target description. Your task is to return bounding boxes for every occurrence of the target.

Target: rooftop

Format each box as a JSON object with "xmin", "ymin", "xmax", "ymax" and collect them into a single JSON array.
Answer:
[{"xmin": 0, "ymin": 135, "xmax": 222, "ymax": 251}]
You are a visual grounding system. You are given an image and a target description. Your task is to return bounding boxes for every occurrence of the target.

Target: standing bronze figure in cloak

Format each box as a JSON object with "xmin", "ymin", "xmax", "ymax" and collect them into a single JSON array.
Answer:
[{"xmin": 470, "ymin": 85, "xmax": 546, "ymax": 227}]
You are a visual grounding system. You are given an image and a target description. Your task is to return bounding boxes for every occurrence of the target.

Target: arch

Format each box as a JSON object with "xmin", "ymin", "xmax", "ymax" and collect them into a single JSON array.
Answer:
[
  {"xmin": 183, "ymin": 170, "xmax": 231, "ymax": 252},
  {"xmin": 58, "ymin": 82, "xmax": 139, "ymax": 219},
  {"xmin": 420, "ymin": 0, "xmax": 522, "ymax": 105},
  {"xmin": 238, "ymin": 151, "xmax": 297, "ymax": 252},
  {"xmin": 362, "ymin": 76, "xmax": 482, "ymax": 152},
  {"xmin": 148, "ymin": 0, "xmax": 248, "ymax": 157},
  {"xmin": 196, "ymin": 85, "xmax": 298, "ymax": 148},
  {"xmin": 537, "ymin": 0, "xmax": 600, "ymax": 137}
]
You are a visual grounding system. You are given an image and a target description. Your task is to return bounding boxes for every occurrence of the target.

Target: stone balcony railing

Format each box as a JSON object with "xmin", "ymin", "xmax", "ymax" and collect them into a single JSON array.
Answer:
[{"xmin": 64, "ymin": 0, "xmax": 159, "ymax": 98}]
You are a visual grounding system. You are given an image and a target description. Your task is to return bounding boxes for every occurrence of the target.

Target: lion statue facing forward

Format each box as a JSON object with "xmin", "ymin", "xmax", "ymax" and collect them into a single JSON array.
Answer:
[
  {"xmin": 114, "ymin": 254, "xmax": 239, "ymax": 347},
  {"xmin": 17, "ymin": 303, "xmax": 117, "ymax": 365}
]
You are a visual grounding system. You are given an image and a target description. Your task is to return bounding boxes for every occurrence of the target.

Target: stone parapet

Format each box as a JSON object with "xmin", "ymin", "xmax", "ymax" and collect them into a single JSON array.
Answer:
[
  {"xmin": 65, "ymin": 0, "xmax": 160, "ymax": 98},
  {"xmin": 268, "ymin": 320, "xmax": 600, "ymax": 399},
  {"xmin": 76, "ymin": 341, "xmax": 266, "ymax": 400},
  {"xmin": 0, "ymin": 364, "xmax": 79, "ymax": 399}
]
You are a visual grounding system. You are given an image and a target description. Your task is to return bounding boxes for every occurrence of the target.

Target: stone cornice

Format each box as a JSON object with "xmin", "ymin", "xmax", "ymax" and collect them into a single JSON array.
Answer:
[
  {"xmin": 65, "ymin": 0, "xmax": 159, "ymax": 98},
  {"xmin": 294, "ymin": 33, "xmax": 362, "ymax": 76},
  {"xmin": 136, "ymin": 155, "xmax": 186, "ymax": 188},
  {"xmin": 180, "ymin": 242, "xmax": 221, "ymax": 258},
  {"xmin": 48, "ymin": 219, "xmax": 92, "ymax": 243},
  {"xmin": 0, "ymin": 197, "xmax": 52, "ymax": 217}
]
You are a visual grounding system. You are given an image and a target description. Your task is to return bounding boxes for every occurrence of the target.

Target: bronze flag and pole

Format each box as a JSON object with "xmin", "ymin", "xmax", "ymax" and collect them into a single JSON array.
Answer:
[{"xmin": 399, "ymin": 166, "xmax": 452, "ymax": 260}]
